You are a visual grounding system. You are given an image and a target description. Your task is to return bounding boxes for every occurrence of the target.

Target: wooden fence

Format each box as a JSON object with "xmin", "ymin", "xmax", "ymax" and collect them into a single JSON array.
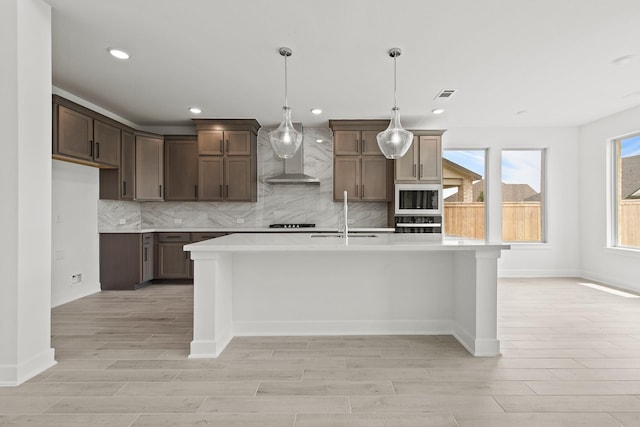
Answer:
[
  {"xmin": 620, "ymin": 199, "xmax": 640, "ymax": 247},
  {"xmin": 444, "ymin": 202, "xmax": 486, "ymax": 240},
  {"xmin": 445, "ymin": 200, "xmax": 640, "ymax": 246},
  {"xmin": 444, "ymin": 202, "xmax": 542, "ymax": 242}
]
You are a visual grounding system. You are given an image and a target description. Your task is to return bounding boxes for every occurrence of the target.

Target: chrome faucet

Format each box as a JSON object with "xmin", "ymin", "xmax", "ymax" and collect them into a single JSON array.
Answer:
[{"xmin": 343, "ymin": 190, "xmax": 348, "ymax": 242}]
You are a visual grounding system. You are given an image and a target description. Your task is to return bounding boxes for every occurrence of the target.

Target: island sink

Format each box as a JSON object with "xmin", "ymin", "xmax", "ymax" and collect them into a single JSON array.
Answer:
[{"xmin": 310, "ymin": 233, "xmax": 378, "ymax": 238}]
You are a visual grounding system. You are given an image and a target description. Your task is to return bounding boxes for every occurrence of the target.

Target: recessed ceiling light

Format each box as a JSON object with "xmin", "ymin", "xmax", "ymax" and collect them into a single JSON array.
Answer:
[
  {"xmin": 516, "ymin": 110, "xmax": 527, "ymax": 115},
  {"xmin": 315, "ymin": 139, "xmax": 324, "ymax": 143},
  {"xmin": 108, "ymin": 48, "xmax": 130, "ymax": 60},
  {"xmin": 432, "ymin": 109, "xmax": 444, "ymax": 115},
  {"xmin": 188, "ymin": 107, "xmax": 202, "ymax": 114},
  {"xmin": 611, "ymin": 55, "xmax": 636, "ymax": 65},
  {"xmin": 311, "ymin": 108, "xmax": 323, "ymax": 115}
]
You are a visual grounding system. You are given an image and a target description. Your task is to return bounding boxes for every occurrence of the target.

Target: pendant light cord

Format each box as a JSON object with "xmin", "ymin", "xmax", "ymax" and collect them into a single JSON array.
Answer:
[
  {"xmin": 393, "ymin": 53, "xmax": 397, "ymax": 109},
  {"xmin": 284, "ymin": 53, "xmax": 288, "ymax": 108}
]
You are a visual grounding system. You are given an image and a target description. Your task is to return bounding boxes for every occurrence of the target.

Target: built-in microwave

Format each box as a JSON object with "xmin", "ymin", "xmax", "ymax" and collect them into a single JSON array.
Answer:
[{"xmin": 395, "ymin": 183, "xmax": 442, "ymax": 216}]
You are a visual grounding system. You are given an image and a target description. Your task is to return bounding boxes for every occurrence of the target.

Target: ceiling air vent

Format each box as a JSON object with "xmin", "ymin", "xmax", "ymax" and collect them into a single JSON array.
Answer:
[{"xmin": 435, "ymin": 89, "xmax": 456, "ymax": 99}]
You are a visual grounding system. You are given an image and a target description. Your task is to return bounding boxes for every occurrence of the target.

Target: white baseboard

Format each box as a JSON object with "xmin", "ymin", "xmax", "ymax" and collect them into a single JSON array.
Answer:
[
  {"xmin": 232, "ymin": 320, "xmax": 453, "ymax": 336},
  {"xmin": 189, "ymin": 336, "xmax": 232, "ymax": 359},
  {"xmin": 498, "ymin": 269, "xmax": 580, "ymax": 278},
  {"xmin": 0, "ymin": 348, "xmax": 56, "ymax": 387},
  {"xmin": 452, "ymin": 324, "xmax": 500, "ymax": 357},
  {"xmin": 51, "ymin": 283, "xmax": 100, "ymax": 308},
  {"xmin": 579, "ymin": 270, "xmax": 640, "ymax": 294}
]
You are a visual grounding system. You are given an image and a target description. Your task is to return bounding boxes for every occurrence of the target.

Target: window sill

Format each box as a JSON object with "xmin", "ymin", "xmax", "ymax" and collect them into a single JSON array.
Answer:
[{"xmin": 605, "ymin": 246, "xmax": 640, "ymax": 257}]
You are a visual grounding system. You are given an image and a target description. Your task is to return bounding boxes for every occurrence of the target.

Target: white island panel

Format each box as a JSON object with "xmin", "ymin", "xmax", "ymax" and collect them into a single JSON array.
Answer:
[
  {"xmin": 186, "ymin": 233, "xmax": 509, "ymax": 358},
  {"xmin": 233, "ymin": 252, "xmax": 454, "ymax": 335}
]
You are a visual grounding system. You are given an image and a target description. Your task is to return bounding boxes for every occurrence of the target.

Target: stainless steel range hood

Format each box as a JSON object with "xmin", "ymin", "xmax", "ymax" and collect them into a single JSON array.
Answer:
[{"xmin": 265, "ymin": 124, "xmax": 320, "ymax": 184}]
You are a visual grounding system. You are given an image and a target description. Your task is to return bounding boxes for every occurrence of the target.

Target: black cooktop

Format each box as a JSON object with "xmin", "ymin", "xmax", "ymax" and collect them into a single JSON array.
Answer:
[{"xmin": 269, "ymin": 223, "xmax": 316, "ymax": 228}]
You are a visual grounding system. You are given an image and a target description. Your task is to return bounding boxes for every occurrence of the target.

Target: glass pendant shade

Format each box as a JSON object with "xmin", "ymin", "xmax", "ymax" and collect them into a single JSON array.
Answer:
[
  {"xmin": 377, "ymin": 47, "xmax": 413, "ymax": 159},
  {"xmin": 269, "ymin": 106, "xmax": 303, "ymax": 159},
  {"xmin": 377, "ymin": 107, "xmax": 414, "ymax": 159},
  {"xmin": 269, "ymin": 47, "xmax": 302, "ymax": 159}
]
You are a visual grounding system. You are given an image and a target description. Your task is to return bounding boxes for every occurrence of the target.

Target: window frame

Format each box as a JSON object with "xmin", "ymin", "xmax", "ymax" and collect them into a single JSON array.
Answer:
[
  {"xmin": 500, "ymin": 148, "xmax": 548, "ymax": 244},
  {"xmin": 442, "ymin": 148, "xmax": 489, "ymax": 241},
  {"xmin": 610, "ymin": 133, "xmax": 640, "ymax": 251}
]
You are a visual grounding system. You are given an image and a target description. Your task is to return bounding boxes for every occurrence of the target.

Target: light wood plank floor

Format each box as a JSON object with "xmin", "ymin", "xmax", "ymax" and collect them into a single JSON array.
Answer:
[{"xmin": 1, "ymin": 277, "xmax": 640, "ymax": 426}]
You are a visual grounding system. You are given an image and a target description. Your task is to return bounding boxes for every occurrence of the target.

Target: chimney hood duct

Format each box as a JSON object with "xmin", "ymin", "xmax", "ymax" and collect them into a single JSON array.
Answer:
[{"xmin": 265, "ymin": 123, "xmax": 320, "ymax": 184}]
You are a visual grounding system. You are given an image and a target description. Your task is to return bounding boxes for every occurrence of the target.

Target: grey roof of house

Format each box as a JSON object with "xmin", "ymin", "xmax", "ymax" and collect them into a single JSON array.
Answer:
[
  {"xmin": 622, "ymin": 155, "xmax": 640, "ymax": 199},
  {"xmin": 444, "ymin": 179, "xmax": 541, "ymax": 202}
]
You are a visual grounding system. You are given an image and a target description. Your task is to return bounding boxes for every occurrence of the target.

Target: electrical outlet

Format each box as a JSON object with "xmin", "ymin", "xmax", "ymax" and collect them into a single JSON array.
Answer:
[
  {"xmin": 236, "ymin": 218, "xmax": 245, "ymax": 224},
  {"xmin": 55, "ymin": 250, "xmax": 64, "ymax": 260},
  {"xmin": 174, "ymin": 218, "xmax": 183, "ymax": 224},
  {"xmin": 71, "ymin": 273, "xmax": 82, "ymax": 286},
  {"xmin": 119, "ymin": 218, "xmax": 127, "ymax": 225}
]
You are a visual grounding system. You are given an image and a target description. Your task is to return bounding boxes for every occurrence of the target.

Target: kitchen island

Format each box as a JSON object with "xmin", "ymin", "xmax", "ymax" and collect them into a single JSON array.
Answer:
[{"xmin": 184, "ymin": 233, "xmax": 509, "ymax": 358}]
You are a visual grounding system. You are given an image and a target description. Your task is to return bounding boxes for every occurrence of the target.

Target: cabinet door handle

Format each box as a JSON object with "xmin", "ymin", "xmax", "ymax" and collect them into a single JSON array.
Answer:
[
  {"xmin": 420, "ymin": 164, "xmax": 424, "ymax": 178},
  {"xmin": 362, "ymin": 184, "xmax": 365, "ymax": 198},
  {"xmin": 95, "ymin": 142, "xmax": 100, "ymax": 159},
  {"xmin": 220, "ymin": 140, "xmax": 224, "ymax": 154},
  {"xmin": 89, "ymin": 141, "xmax": 93, "ymax": 157},
  {"xmin": 355, "ymin": 184, "xmax": 359, "ymax": 198},
  {"xmin": 122, "ymin": 181, "xmax": 126, "ymax": 196},
  {"xmin": 219, "ymin": 185, "xmax": 223, "ymax": 198},
  {"xmin": 195, "ymin": 185, "xmax": 198, "ymax": 198},
  {"xmin": 159, "ymin": 185, "xmax": 162, "ymax": 197},
  {"xmin": 413, "ymin": 164, "xmax": 416, "ymax": 177},
  {"xmin": 226, "ymin": 184, "xmax": 229, "ymax": 198},
  {"xmin": 144, "ymin": 247, "xmax": 148, "ymax": 262}
]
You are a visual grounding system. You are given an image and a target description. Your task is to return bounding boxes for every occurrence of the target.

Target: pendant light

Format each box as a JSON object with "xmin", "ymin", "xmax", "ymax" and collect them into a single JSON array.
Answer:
[
  {"xmin": 269, "ymin": 47, "xmax": 303, "ymax": 159},
  {"xmin": 377, "ymin": 48, "xmax": 414, "ymax": 159}
]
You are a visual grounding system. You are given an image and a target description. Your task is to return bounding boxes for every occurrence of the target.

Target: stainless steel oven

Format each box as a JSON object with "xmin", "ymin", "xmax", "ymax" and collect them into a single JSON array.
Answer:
[
  {"xmin": 394, "ymin": 215, "xmax": 442, "ymax": 234},
  {"xmin": 395, "ymin": 183, "xmax": 442, "ymax": 216}
]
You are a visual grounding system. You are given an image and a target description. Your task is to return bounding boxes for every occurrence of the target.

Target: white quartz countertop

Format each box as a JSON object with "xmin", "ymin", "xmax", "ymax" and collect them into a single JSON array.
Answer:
[
  {"xmin": 100, "ymin": 227, "xmax": 395, "ymax": 234},
  {"xmin": 184, "ymin": 232, "xmax": 510, "ymax": 253}
]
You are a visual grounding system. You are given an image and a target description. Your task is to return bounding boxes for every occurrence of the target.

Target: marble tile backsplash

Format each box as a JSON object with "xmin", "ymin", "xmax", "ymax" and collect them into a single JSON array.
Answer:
[{"xmin": 98, "ymin": 127, "xmax": 388, "ymax": 231}]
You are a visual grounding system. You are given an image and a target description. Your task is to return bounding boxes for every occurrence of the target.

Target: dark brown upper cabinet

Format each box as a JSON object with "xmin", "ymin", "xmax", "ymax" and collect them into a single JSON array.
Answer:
[
  {"xmin": 164, "ymin": 136, "xmax": 198, "ymax": 201},
  {"xmin": 135, "ymin": 133, "xmax": 164, "ymax": 201},
  {"xmin": 329, "ymin": 120, "xmax": 393, "ymax": 202},
  {"xmin": 193, "ymin": 119, "xmax": 260, "ymax": 202},
  {"xmin": 198, "ymin": 130, "xmax": 252, "ymax": 156},
  {"xmin": 395, "ymin": 131, "xmax": 445, "ymax": 183},
  {"xmin": 53, "ymin": 95, "xmax": 121, "ymax": 168},
  {"xmin": 100, "ymin": 130, "xmax": 135, "ymax": 200}
]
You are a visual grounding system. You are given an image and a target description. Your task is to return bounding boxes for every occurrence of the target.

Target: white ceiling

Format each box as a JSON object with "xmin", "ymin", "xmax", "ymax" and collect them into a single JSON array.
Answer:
[{"xmin": 46, "ymin": 0, "xmax": 640, "ymax": 129}]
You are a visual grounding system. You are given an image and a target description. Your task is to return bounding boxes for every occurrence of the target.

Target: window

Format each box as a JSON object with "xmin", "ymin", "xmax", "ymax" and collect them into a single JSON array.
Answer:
[
  {"xmin": 614, "ymin": 134, "xmax": 640, "ymax": 248},
  {"xmin": 443, "ymin": 150, "xmax": 486, "ymax": 240},
  {"xmin": 501, "ymin": 149, "xmax": 545, "ymax": 242}
]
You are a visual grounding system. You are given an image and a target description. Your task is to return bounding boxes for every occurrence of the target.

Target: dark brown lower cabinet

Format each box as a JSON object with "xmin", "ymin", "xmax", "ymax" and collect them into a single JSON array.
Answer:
[
  {"xmin": 101, "ymin": 232, "xmax": 227, "ymax": 288},
  {"xmin": 156, "ymin": 232, "xmax": 228, "ymax": 279},
  {"xmin": 100, "ymin": 233, "xmax": 155, "ymax": 290},
  {"xmin": 157, "ymin": 233, "xmax": 192, "ymax": 279}
]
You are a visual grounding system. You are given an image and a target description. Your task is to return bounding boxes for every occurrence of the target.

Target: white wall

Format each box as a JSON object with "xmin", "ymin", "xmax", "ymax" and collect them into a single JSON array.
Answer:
[
  {"xmin": 0, "ymin": 0, "xmax": 55, "ymax": 386},
  {"xmin": 443, "ymin": 127, "xmax": 581, "ymax": 277},
  {"xmin": 578, "ymin": 105, "xmax": 640, "ymax": 292},
  {"xmin": 50, "ymin": 87, "xmax": 137, "ymax": 306},
  {"xmin": 51, "ymin": 160, "xmax": 101, "ymax": 307}
]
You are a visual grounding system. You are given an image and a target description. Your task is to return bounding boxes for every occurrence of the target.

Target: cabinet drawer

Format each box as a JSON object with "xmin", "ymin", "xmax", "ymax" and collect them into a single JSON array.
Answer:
[
  {"xmin": 157, "ymin": 232, "xmax": 191, "ymax": 243},
  {"xmin": 191, "ymin": 232, "xmax": 227, "ymax": 242},
  {"xmin": 142, "ymin": 233, "xmax": 154, "ymax": 243}
]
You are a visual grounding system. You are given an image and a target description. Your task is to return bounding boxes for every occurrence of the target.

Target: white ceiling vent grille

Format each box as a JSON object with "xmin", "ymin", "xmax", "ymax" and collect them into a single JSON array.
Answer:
[{"xmin": 435, "ymin": 89, "xmax": 456, "ymax": 99}]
